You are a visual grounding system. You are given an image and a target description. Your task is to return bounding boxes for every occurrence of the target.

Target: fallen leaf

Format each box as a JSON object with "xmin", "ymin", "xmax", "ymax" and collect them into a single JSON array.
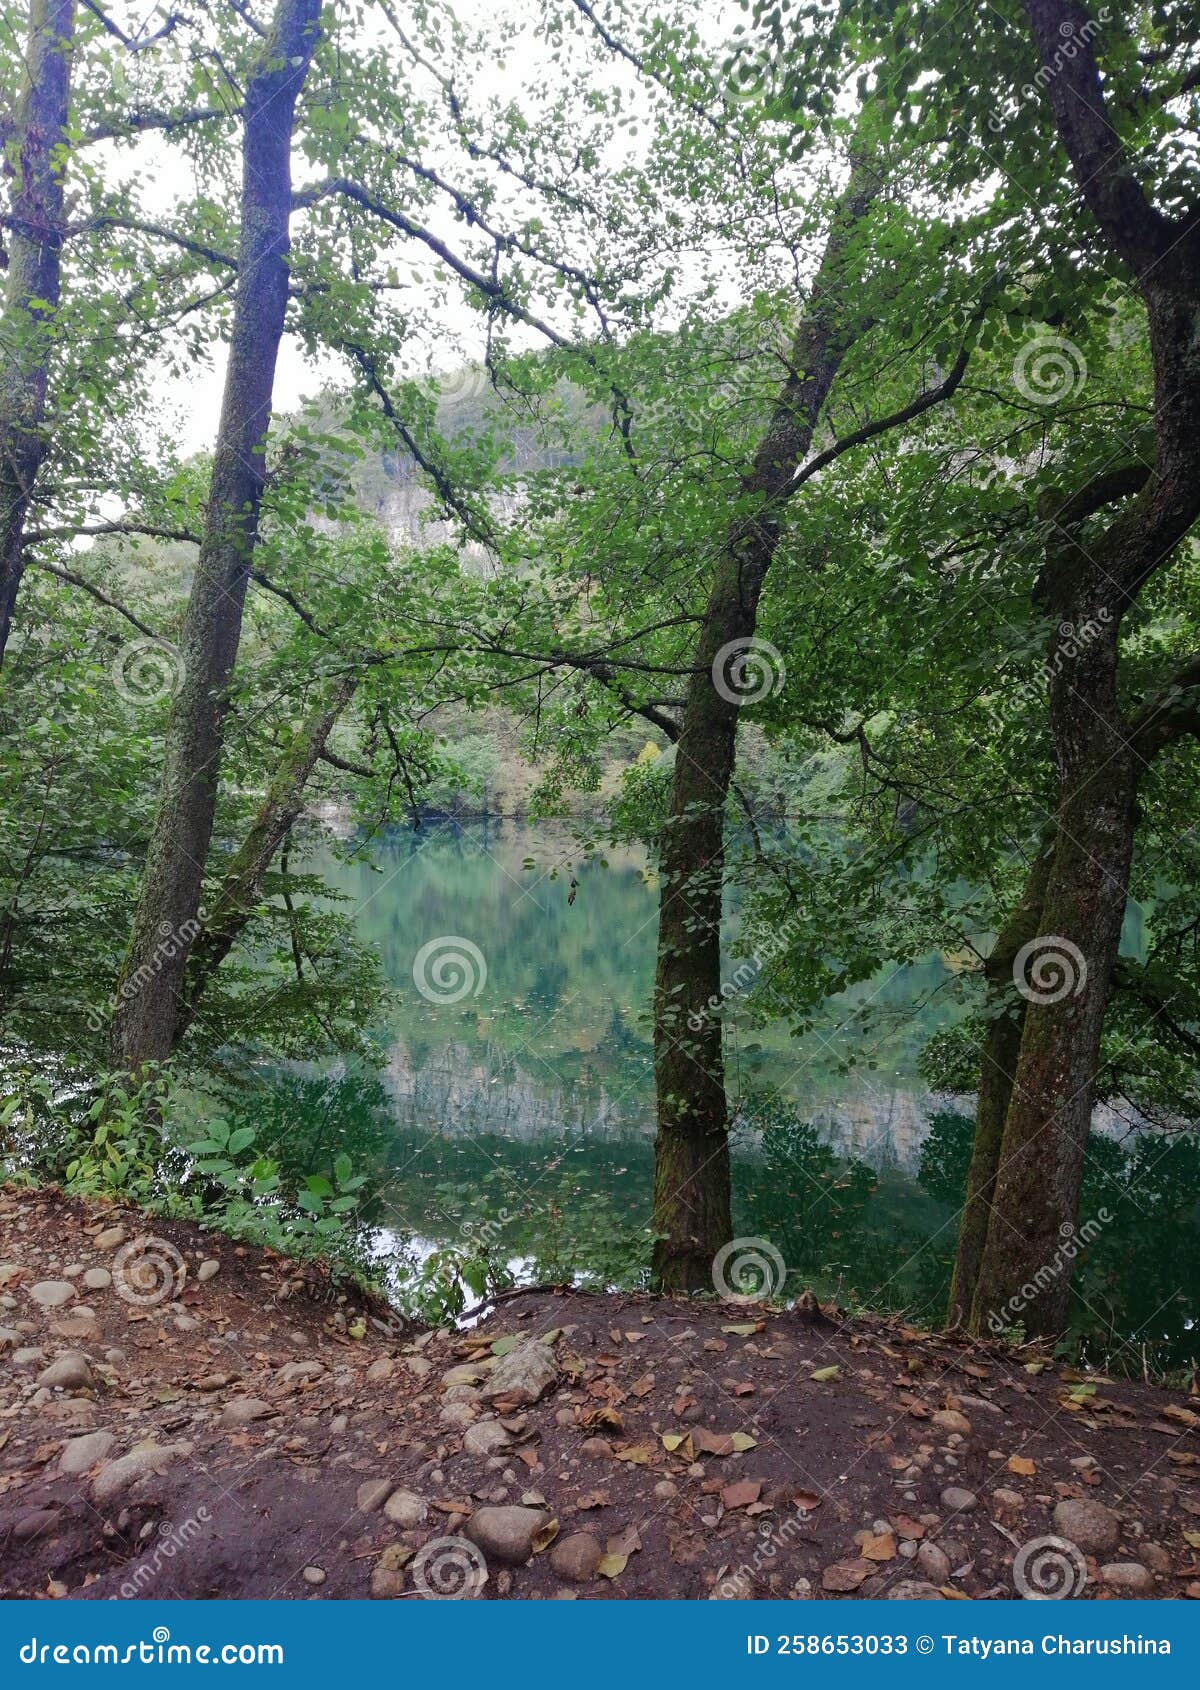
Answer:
[
  {"xmin": 1183, "ymin": 1531, "xmax": 1200, "ymax": 1550},
  {"xmin": 729, "ymin": 1432, "xmax": 757, "ymax": 1452},
  {"xmin": 861, "ymin": 1531, "xmax": 896, "ymax": 1562},
  {"xmin": 822, "ymin": 1559, "xmax": 872, "ymax": 1592},
  {"xmin": 891, "ymin": 1514, "xmax": 925, "ymax": 1541},
  {"xmin": 624, "ymin": 1332, "xmax": 646, "ymax": 1343},
  {"xmin": 530, "ymin": 1519, "xmax": 559, "ymax": 1554},
  {"xmin": 577, "ymin": 1490, "xmax": 610, "ymax": 1511},
  {"xmin": 721, "ymin": 1322, "xmax": 765, "ymax": 1337},
  {"xmin": 810, "ymin": 1365, "xmax": 841, "ymax": 1383},
  {"xmin": 596, "ymin": 1553, "xmax": 627, "ymax": 1578},
  {"xmin": 1163, "ymin": 1404, "xmax": 1199, "ymax": 1429},
  {"xmin": 630, "ymin": 1374, "xmax": 655, "ymax": 1398},
  {"xmin": 793, "ymin": 1490, "xmax": 823, "ymax": 1513},
  {"xmin": 613, "ymin": 1443, "xmax": 655, "ymax": 1465},
  {"xmin": 721, "ymin": 1479, "xmax": 762, "ymax": 1511}
]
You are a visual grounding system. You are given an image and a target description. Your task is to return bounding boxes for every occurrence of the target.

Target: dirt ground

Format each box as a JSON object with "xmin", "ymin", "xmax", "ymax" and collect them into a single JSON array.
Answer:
[{"xmin": 2, "ymin": 1185, "xmax": 1199, "ymax": 1601}]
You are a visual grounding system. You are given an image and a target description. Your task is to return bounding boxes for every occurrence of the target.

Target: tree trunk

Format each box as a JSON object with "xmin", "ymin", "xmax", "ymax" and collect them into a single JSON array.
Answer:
[
  {"xmin": 651, "ymin": 163, "xmax": 877, "ymax": 1289},
  {"xmin": 0, "ymin": 0, "xmax": 73, "ymax": 667},
  {"xmin": 969, "ymin": 619, "xmax": 1136, "ymax": 1337},
  {"xmin": 946, "ymin": 830, "xmax": 1054, "ymax": 1326},
  {"xmin": 108, "ymin": 0, "xmax": 322, "ymax": 1073},
  {"xmin": 174, "ymin": 670, "xmax": 358, "ymax": 1042}
]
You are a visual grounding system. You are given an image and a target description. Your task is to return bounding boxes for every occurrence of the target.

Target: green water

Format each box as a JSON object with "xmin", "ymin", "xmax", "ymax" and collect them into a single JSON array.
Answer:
[{"xmin": 246, "ymin": 821, "xmax": 1198, "ymax": 1362}]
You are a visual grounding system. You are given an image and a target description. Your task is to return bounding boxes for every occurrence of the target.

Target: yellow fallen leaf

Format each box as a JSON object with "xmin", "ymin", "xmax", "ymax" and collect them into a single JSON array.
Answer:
[
  {"xmin": 729, "ymin": 1432, "xmax": 757, "ymax": 1452},
  {"xmin": 1007, "ymin": 1455, "xmax": 1036, "ymax": 1476},
  {"xmin": 810, "ymin": 1365, "xmax": 841, "ymax": 1383},
  {"xmin": 531, "ymin": 1519, "xmax": 559, "ymax": 1554},
  {"xmin": 596, "ymin": 1553, "xmax": 627, "ymax": 1578}
]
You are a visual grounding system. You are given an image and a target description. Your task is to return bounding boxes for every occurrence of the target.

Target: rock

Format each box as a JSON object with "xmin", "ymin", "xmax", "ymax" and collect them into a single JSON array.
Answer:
[
  {"xmin": 1139, "ymin": 1542, "xmax": 1172, "ymax": 1575},
  {"xmin": 939, "ymin": 1486, "xmax": 978, "ymax": 1513},
  {"xmin": 0, "ymin": 1325, "xmax": 19, "ymax": 1352},
  {"xmin": 916, "ymin": 1541, "xmax": 950, "ymax": 1582},
  {"xmin": 220, "ymin": 1397, "xmax": 274, "ymax": 1427},
  {"xmin": 302, "ymin": 1566, "xmax": 326, "ymax": 1586},
  {"xmin": 991, "ymin": 1488, "xmax": 1026, "ymax": 1517},
  {"xmin": 356, "ymin": 1478, "xmax": 394, "ymax": 1514},
  {"xmin": 439, "ymin": 1400, "xmax": 477, "ymax": 1429},
  {"xmin": 365, "ymin": 1357, "xmax": 394, "ymax": 1384},
  {"xmin": 442, "ymin": 1363, "xmax": 487, "ymax": 1389},
  {"xmin": 443, "ymin": 1383, "xmax": 481, "ymax": 1405},
  {"xmin": 464, "ymin": 1504, "xmax": 553, "ymax": 1565},
  {"xmin": 383, "ymin": 1487, "xmax": 427, "ymax": 1528},
  {"xmin": 406, "ymin": 1355, "xmax": 432, "ymax": 1379},
  {"xmin": 480, "ymin": 1341, "xmax": 557, "ymax": 1407},
  {"xmin": 931, "ymin": 1410, "xmax": 971, "ymax": 1435},
  {"xmin": 371, "ymin": 1566, "xmax": 405, "ymax": 1599},
  {"xmin": 94, "ymin": 1227, "xmax": 126, "ymax": 1251},
  {"xmin": 14, "ymin": 1508, "xmax": 60, "ymax": 1541},
  {"xmin": 30, "ymin": 1281, "xmax": 75, "ymax": 1310},
  {"xmin": 50, "ymin": 1314, "xmax": 97, "ymax": 1340},
  {"xmin": 197, "ymin": 1259, "xmax": 220, "ymax": 1282},
  {"xmin": 92, "ymin": 1442, "xmax": 192, "ymax": 1505},
  {"xmin": 654, "ymin": 1480, "xmax": 677, "ymax": 1501},
  {"xmin": 887, "ymin": 1580, "xmax": 945, "ymax": 1600},
  {"xmin": 277, "ymin": 1360, "xmax": 325, "ymax": 1386},
  {"xmin": 549, "ymin": 1532, "xmax": 602, "ymax": 1583},
  {"xmin": 1100, "ymin": 1561, "xmax": 1154, "ymax": 1595},
  {"xmin": 580, "ymin": 1437, "xmax": 612, "ymax": 1458},
  {"xmin": 13, "ymin": 1346, "xmax": 45, "ymax": 1365},
  {"xmin": 37, "ymin": 1352, "xmax": 93, "ymax": 1391},
  {"xmin": 463, "ymin": 1419, "xmax": 511, "ymax": 1457},
  {"xmin": 941, "ymin": 1538, "xmax": 968, "ymax": 1569},
  {"xmin": 1052, "ymin": 1498, "xmax": 1120, "ymax": 1555},
  {"xmin": 58, "ymin": 1430, "xmax": 117, "ymax": 1476},
  {"xmin": 83, "ymin": 1268, "xmax": 111, "ymax": 1291}
]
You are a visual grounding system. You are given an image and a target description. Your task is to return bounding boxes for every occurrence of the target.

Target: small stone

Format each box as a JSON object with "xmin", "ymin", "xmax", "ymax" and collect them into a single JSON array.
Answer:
[
  {"xmin": 1052, "ymin": 1498, "xmax": 1120, "ymax": 1555},
  {"xmin": 58, "ymin": 1430, "xmax": 117, "ymax": 1476},
  {"xmin": 82, "ymin": 1268, "xmax": 111, "ymax": 1291},
  {"xmin": 383, "ymin": 1487, "xmax": 427, "ymax": 1528},
  {"xmin": 1139, "ymin": 1542, "xmax": 1172, "ymax": 1575},
  {"xmin": 365, "ymin": 1356, "xmax": 394, "ymax": 1384},
  {"xmin": 405, "ymin": 1355, "xmax": 432, "ymax": 1379},
  {"xmin": 302, "ymin": 1566, "xmax": 326, "ymax": 1586},
  {"xmin": 549, "ymin": 1532, "xmax": 602, "ymax": 1583},
  {"xmin": 554, "ymin": 1407, "xmax": 575, "ymax": 1427},
  {"xmin": 370, "ymin": 1566, "xmax": 405, "ymax": 1599},
  {"xmin": 13, "ymin": 1345, "xmax": 45, "ymax": 1365},
  {"xmin": 49, "ymin": 1314, "xmax": 96, "ymax": 1340},
  {"xmin": 887, "ymin": 1580, "xmax": 946, "ymax": 1600},
  {"xmin": 356, "ymin": 1478, "xmax": 394, "ymax": 1514},
  {"xmin": 653, "ymin": 1480, "xmax": 677, "ymax": 1501},
  {"xmin": 463, "ymin": 1419, "xmax": 510, "ymax": 1457},
  {"xmin": 92, "ymin": 1442, "xmax": 192, "ymax": 1505},
  {"xmin": 38, "ymin": 1352, "xmax": 93, "ymax": 1391},
  {"xmin": 931, "ymin": 1410, "xmax": 971, "ymax": 1436},
  {"xmin": 30, "ymin": 1281, "xmax": 75, "ymax": 1310},
  {"xmin": 439, "ymin": 1400, "xmax": 477, "ymax": 1429},
  {"xmin": 197, "ymin": 1259, "xmax": 219, "ymax": 1282},
  {"xmin": 480, "ymin": 1341, "xmax": 557, "ymax": 1407},
  {"xmin": 939, "ymin": 1486, "xmax": 978, "ymax": 1513},
  {"xmin": 94, "ymin": 1227, "xmax": 126, "ymax": 1251},
  {"xmin": 0, "ymin": 1326, "xmax": 22, "ymax": 1352},
  {"xmin": 277, "ymin": 1360, "xmax": 325, "ymax": 1386},
  {"xmin": 464, "ymin": 1504, "xmax": 552, "ymax": 1565},
  {"xmin": 14, "ymin": 1508, "xmax": 60, "ymax": 1541},
  {"xmin": 991, "ymin": 1487, "xmax": 1026, "ymax": 1517},
  {"xmin": 916, "ymin": 1542, "xmax": 950, "ymax": 1582},
  {"xmin": 1100, "ymin": 1561, "xmax": 1153, "ymax": 1595},
  {"xmin": 580, "ymin": 1437, "xmax": 612, "ymax": 1458},
  {"xmin": 220, "ymin": 1397, "xmax": 274, "ymax": 1427}
]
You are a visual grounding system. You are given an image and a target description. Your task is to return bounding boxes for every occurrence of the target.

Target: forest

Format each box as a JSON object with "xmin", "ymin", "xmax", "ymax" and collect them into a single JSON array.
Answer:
[{"xmin": 2, "ymin": 0, "xmax": 1200, "ymax": 1608}]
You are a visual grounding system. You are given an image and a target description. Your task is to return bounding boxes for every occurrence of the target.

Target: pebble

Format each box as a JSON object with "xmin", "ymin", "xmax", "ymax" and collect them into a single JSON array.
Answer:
[
  {"xmin": 383, "ymin": 1487, "xmax": 427, "ymax": 1528},
  {"xmin": 277, "ymin": 1360, "xmax": 325, "ymax": 1386},
  {"xmin": 439, "ymin": 1401, "xmax": 477, "ymax": 1429},
  {"xmin": 463, "ymin": 1419, "xmax": 511, "ymax": 1457},
  {"xmin": 0, "ymin": 1325, "xmax": 20, "ymax": 1352},
  {"xmin": 1052, "ymin": 1498, "xmax": 1120, "ymax": 1555},
  {"xmin": 364, "ymin": 1357, "xmax": 394, "ymax": 1384},
  {"xmin": 653, "ymin": 1480, "xmax": 677, "ymax": 1501},
  {"xmin": 931, "ymin": 1410, "xmax": 971, "ymax": 1435},
  {"xmin": 94, "ymin": 1227, "xmax": 126, "ymax": 1251},
  {"xmin": 356, "ymin": 1478, "xmax": 394, "ymax": 1514},
  {"xmin": 1139, "ymin": 1542, "xmax": 1172, "ymax": 1575},
  {"xmin": 30, "ymin": 1281, "xmax": 75, "ymax": 1310},
  {"xmin": 1100, "ymin": 1561, "xmax": 1154, "ymax": 1595},
  {"xmin": 917, "ymin": 1542, "xmax": 950, "ymax": 1582},
  {"xmin": 197, "ymin": 1259, "xmax": 220, "ymax": 1282},
  {"xmin": 50, "ymin": 1313, "xmax": 97, "ymax": 1340},
  {"xmin": 38, "ymin": 1352, "xmax": 93, "ymax": 1391},
  {"xmin": 939, "ymin": 1486, "xmax": 978, "ymax": 1513},
  {"xmin": 464, "ymin": 1504, "xmax": 552, "ymax": 1565},
  {"xmin": 549, "ymin": 1532, "xmax": 602, "ymax": 1583},
  {"xmin": 92, "ymin": 1441, "xmax": 192, "ymax": 1506},
  {"xmin": 886, "ymin": 1580, "xmax": 945, "ymax": 1600},
  {"xmin": 580, "ymin": 1437, "xmax": 612, "ymax": 1458},
  {"xmin": 220, "ymin": 1397, "xmax": 274, "ymax": 1427},
  {"xmin": 83, "ymin": 1268, "xmax": 111, "ymax": 1291},
  {"xmin": 14, "ymin": 1508, "xmax": 60, "ymax": 1540},
  {"xmin": 58, "ymin": 1430, "xmax": 116, "ymax": 1476},
  {"xmin": 302, "ymin": 1566, "xmax": 326, "ymax": 1586}
]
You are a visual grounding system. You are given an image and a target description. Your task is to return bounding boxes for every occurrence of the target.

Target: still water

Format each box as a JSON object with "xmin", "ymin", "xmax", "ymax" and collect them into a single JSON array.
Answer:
[{"xmin": 249, "ymin": 822, "xmax": 1198, "ymax": 1362}]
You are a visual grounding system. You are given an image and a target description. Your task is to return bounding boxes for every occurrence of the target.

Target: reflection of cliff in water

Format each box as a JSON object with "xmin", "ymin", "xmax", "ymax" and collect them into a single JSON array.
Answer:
[{"xmin": 383, "ymin": 1035, "xmax": 951, "ymax": 1175}]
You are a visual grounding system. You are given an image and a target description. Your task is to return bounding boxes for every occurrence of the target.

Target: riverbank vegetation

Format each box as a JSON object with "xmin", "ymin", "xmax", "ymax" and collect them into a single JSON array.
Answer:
[{"xmin": 2, "ymin": 1, "xmax": 1199, "ymax": 1375}]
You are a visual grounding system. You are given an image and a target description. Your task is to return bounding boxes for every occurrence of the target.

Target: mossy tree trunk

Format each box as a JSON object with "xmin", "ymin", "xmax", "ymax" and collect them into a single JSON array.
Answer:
[
  {"xmin": 108, "ymin": 0, "xmax": 322, "ymax": 1073},
  {"xmin": 0, "ymin": 0, "xmax": 74, "ymax": 666}
]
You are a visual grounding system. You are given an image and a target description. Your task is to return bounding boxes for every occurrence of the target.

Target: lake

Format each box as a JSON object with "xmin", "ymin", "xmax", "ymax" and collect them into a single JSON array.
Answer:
[{"xmin": 246, "ymin": 820, "xmax": 1197, "ymax": 1364}]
